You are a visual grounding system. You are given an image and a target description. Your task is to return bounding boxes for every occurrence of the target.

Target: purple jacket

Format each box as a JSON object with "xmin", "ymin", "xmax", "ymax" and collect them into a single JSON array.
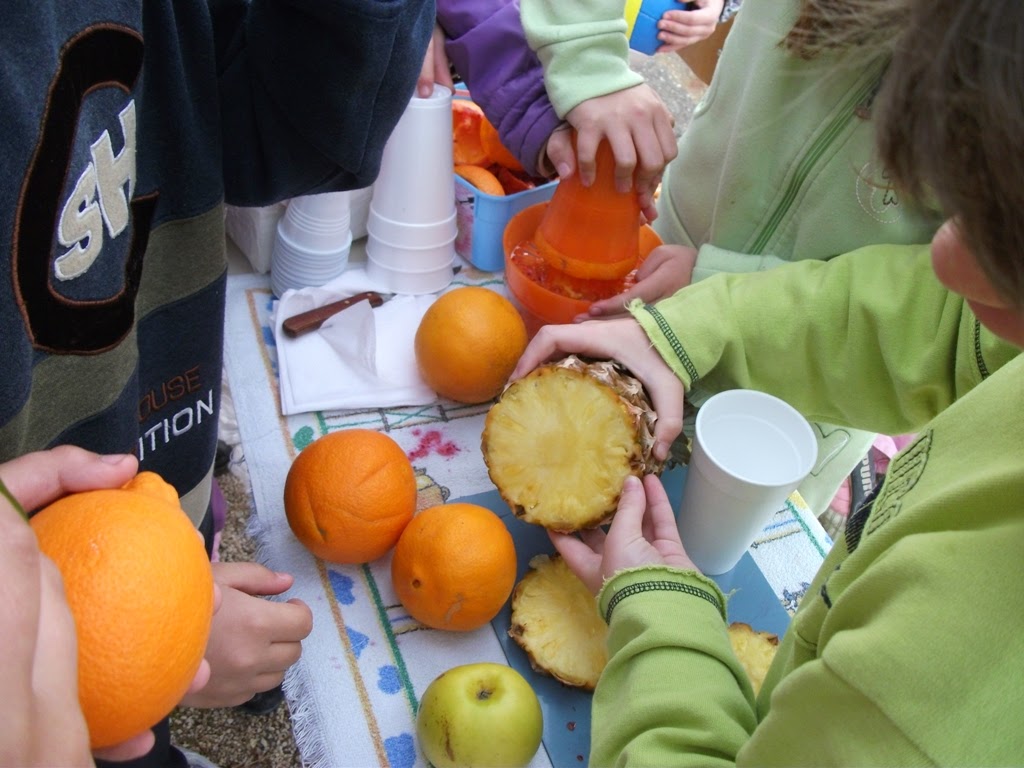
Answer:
[{"xmin": 437, "ymin": 0, "xmax": 560, "ymax": 176}]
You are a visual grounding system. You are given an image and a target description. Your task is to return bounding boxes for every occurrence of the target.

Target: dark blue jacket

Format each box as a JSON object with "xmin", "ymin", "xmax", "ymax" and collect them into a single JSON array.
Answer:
[{"xmin": 0, "ymin": 0, "xmax": 432, "ymax": 522}]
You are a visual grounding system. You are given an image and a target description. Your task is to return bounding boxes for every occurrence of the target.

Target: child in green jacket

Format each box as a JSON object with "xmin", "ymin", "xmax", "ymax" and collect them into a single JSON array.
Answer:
[
  {"xmin": 512, "ymin": 0, "xmax": 1024, "ymax": 763},
  {"xmin": 521, "ymin": 0, "xmax": 948, "ymax": 516}
]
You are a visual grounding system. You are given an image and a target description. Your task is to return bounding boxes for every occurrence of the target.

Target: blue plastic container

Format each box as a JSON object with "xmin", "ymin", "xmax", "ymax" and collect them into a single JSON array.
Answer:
[
  {"xmin": 626, "ymin": 0, "xmax": 698, "ymax": 55},
  {"xmin": 454, "ymin": 176, "xmax": 557, "ymax": 272}
]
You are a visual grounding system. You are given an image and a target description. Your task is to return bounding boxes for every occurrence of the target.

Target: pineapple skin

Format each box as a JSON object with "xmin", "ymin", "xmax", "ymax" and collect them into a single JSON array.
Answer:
[
  {"xmin": 509, "ymin": 554, "xmax": 608, "ymax": 690},
  {"xmin": 481, "ymin": 355, "xmax": 664, "ymax": 533}
]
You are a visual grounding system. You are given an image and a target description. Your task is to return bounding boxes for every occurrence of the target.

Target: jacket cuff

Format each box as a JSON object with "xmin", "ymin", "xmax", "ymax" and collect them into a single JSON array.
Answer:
[{"xmin": 597, "ymin": 565, "xmax": 728, "ymax": 624}]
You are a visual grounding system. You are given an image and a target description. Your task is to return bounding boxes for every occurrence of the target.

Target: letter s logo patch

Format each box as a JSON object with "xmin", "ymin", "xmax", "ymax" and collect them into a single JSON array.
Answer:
[{"xmin": 13, "ymin": 24, "xmax": 157, "ymax": 354}]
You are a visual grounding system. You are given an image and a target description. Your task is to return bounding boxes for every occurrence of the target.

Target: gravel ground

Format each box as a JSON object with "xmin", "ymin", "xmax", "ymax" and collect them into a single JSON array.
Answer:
[{"xmin": 170, "ymin": 53, "xmax": 706, "ymax": 768}]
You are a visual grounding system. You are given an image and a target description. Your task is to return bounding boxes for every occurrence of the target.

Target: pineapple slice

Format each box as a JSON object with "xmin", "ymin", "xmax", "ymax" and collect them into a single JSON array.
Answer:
[
  {"xmin": 510, "ymin": 553, "xmax": 779, "ymax": 695},
  {"xmin": 509, "ymin": 554, "xmax": 607, "ymax": 690},
  {"xmin": 482, "ymin": 355, "xmax": 664, "ymax": 532},
  {"xmin": 727, "ymin": 622, "xmax": 779, "ymax": 695}
]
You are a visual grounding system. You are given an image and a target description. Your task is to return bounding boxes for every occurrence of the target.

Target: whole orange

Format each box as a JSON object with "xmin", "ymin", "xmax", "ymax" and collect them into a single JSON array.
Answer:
[
  {"xmin": 391, "ymin": 502, "xmax": 517, "ymax": 631},
  {"xmin": 414, "ymin": 287, "xmax": 528, "ymax": 404},
  {"xmin": 284, "ymin": 429, "xmax": 417, "ymax": 564},
  {"xmin": 29, "ymin": 471, "xmax": 214, "ymax": 749}
]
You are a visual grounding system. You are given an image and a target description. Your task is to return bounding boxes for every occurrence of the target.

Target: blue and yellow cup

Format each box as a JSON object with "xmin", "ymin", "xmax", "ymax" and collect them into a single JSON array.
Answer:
[{"xmin": 625, "ymin": 0, "xmax": 698, "ymax": 55}]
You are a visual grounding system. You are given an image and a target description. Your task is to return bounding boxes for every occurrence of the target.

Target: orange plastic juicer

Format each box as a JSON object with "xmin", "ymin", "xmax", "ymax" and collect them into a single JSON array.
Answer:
[
  {"xmin": 502, "ymin": 134, "xmax": 663, "ymax": 336},
  {"xmin": 533, "ymin": 139, "xmax": 641, "ymax": 280}
]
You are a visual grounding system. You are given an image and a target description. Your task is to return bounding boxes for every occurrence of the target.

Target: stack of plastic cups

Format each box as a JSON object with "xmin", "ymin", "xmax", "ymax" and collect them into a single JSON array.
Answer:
[
  {"xmin": 366, "ymin": 84, "xmax": 457, "ymax": 295},
  {"xmin": 271, "ymin": 191, "xmax": 353, "ymax": 297}
]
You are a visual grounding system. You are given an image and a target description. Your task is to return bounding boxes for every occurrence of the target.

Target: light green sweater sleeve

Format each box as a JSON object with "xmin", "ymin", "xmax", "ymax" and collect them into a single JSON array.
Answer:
[
  {"xmin": 589, "ymin": 568, "xmax": 928, "ymax": 767},
  {"xmin": 519, "ymin": 0, "xmax": 644, "ymax": 118},
  {"xmin": 630, "ymin": 243, "xmax": 1018, "ymax": 435},
  {"xmin": 592, "ymin": 567, "xmax": 754, "ymax": 768}
]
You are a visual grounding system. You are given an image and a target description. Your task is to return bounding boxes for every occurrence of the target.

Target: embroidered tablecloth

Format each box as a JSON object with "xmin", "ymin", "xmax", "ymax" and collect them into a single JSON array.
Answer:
[{"xmin": 222, "ymin": 265, "xmax": 832, "ymax": 768}]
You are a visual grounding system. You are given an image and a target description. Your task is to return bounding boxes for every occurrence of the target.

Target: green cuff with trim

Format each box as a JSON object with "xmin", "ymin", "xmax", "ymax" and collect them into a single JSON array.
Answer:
[{"xmin": 597, "ymin": 565, "xmax": 728, "ymax": 624}]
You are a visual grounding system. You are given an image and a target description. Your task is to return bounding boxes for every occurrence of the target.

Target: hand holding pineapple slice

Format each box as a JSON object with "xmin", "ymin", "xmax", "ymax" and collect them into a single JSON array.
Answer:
[
  {"xmin": 510, "ymin": 554, "xmax": 779, "ymax": 694},
  {"xmin": 482, "ymin": 355, "xmax": 666, "ymax": 532}
]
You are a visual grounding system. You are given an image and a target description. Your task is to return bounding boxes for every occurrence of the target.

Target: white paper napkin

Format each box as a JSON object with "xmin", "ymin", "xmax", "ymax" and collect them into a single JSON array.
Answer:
[{"xmin": 273, "ymin": 267, "xmax": 437, "ymax": 415}]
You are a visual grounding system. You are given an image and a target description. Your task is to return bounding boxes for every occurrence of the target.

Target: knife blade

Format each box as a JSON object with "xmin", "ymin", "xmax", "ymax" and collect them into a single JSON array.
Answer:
[{"xmin": 281, "ymin": 291, "xmax": 385, "ymax": 337}]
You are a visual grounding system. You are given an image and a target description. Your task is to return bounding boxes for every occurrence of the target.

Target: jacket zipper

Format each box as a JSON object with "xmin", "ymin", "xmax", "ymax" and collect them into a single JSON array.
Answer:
[{"xmin": 748, "ymin": 68, "xmax": 885, "ymax": 254}]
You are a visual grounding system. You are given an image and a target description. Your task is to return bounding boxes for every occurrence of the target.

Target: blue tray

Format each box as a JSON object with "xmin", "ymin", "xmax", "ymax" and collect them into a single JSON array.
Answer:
[{"xmin": 458, "ymin": 464, "xmax": 791, "ymax": 767}]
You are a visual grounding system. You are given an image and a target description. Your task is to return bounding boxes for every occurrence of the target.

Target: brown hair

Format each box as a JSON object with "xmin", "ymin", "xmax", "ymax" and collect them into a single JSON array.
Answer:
[
  {"xmin": 874, "ymin": 0, "xmax": 1024, "ymax": 307},
  {"xmin": 783, "ymin": 0, "xmax": 907, "ymax": 59}
]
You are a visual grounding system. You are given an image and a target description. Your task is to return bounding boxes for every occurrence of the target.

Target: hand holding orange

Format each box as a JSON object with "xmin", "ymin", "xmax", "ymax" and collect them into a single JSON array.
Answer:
[{"xmin": 29, "ymin": 471, "xmax": 214, "ymax": 749}]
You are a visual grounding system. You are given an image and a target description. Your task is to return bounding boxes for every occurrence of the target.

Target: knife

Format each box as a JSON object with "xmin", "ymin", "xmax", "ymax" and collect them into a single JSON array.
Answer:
[{"xmin": 281, "ymin": 291, "xmax": 385, "ymax": 337}]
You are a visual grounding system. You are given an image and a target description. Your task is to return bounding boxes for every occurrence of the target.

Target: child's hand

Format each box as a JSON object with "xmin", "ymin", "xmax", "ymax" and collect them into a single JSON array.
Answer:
[
  {"xmin": 550, "ymin": 475, "xmax": 697, "ymax": 595},
  {"xmin": 578, "ymin": 244, "xmax": 698, "ymax": 320},
  {"xmin": 417, "ymin": 23, "xmax": 454, "ymax": 97},
  {"xmin": 546, "ymin": 84, "xmax": 678, "ymax": 222},
  {"xmin": 0, "ymin": 447, "xmax": 148, "ymax": 766},
  {"xmin": 510, "ymin": 318, "xmax": 685, "ymax": 462},
  {"xmin": 657, "ymin": 0, "xmax": 725, "ymax": 53},
  {"xmin": 181, "ymin": 561, "xmax": 313, "ymax": 708}
]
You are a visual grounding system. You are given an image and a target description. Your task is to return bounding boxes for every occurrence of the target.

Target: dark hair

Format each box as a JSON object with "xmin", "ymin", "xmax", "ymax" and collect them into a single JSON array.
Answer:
[{"xmin": 874, "ymin": 0, "xmax": 1024, "ymax": 307}]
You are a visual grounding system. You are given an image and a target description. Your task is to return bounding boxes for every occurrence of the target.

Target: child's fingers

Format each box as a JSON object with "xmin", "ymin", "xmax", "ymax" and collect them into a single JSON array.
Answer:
[
  {"xmin": 0, "ymin": 447, "xmax": 137, "ymax": 515},
  {"xmin": 641, "ymin": 475, "xmax": 682, "ymax": 544},
  {"xmin": 549, "ymin": 531, "xmax": 603, "ymax": 593},
  {"xmin": 0, "ymin": 506, "xmax": 44, "ymax": 720},
  {"xmin": 605, "ymin": 476, "xmax": 647, "ymax": 547}
]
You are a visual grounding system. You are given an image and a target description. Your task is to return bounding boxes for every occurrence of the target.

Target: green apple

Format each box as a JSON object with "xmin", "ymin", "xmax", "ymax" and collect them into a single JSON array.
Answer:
[{"xmin": 416, "ymin": 662, "xmax": 544, "ymax": 768}]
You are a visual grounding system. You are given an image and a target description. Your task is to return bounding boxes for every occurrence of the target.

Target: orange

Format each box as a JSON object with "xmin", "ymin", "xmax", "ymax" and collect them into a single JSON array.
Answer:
[
  {"xmin": 414, "ymin": 286, "xmax": 528, "ymax": 404},
  {"xmin": 479, "ymin": 116, "xmax": 525, "ymax": 172},
  {"xmin": 391, "ymin": 503, "xmax": 517, "ymax": 631},
  {"xmin": 455, "ymin": 164, "xmax": 505, "ymax": 197},
  {"xmin": 284, "ymin": 429, "xmax": 417, "ymax": 564},
  {"xmin": 452, "ymin": 99, "xmax": 490, "ymax": 166},
  {"xmin": 29, "ymin": 471, "xmax": 214, "ymax": 749}
]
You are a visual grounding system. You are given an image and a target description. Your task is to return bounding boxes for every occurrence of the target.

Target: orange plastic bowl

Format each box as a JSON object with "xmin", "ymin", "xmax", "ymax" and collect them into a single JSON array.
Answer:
[{"xmin": 503, "ymin": 202, "xmax": 662, "ymax": 337}]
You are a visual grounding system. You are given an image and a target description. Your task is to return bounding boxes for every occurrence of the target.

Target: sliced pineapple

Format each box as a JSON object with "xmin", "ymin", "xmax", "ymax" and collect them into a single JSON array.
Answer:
[
  {"xmin": 510, "ymin": 553, "xmax": 779, "ymax": 694},
  {"xmin": 727, "ymin": 622, "xmax": 779, "ymax": 695},
  {"xmin": 482, "ymin": 355, "xmax": 664, "ymax": 532},
  {"xmin": 509, "ymin": 554, "xmax": 608, "ymax": 690}
]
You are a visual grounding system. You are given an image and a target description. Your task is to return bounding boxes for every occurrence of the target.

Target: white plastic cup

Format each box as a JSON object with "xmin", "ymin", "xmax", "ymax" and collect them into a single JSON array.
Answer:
[
  {"xmin": 270, "ymin": 227, "xmax": 352, "ymax": 297},
  {"xmin": 370, "ymin": 84, "xmax": 456, "ymax": 226},
  {"xmin": 366, "ymin": 207, "xmax": 457, "ymax": 250},
  {"xmin": 365, "ymin": 254, "xmax": 454, "ymax": 295},
  {"xmin": 364, "ymin": 233, "xmax": 456, "ymax": 271},
  {"xmin": 279, "ymin": 191, "xmax": 352, "ymax": 252},
  {"xmin": 676, "ymin": 389, "xmax": 818, "ymax": 575}
]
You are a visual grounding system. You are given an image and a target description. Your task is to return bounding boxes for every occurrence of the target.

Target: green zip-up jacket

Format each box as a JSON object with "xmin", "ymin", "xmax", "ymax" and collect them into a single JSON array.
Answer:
[
  {"xmin": 521, "ymin": 0, "xmax": 944, "ymax": 271},
  {"xmin": 585, "ymin": 248, "xmax": 1023, "ymax": 766}
]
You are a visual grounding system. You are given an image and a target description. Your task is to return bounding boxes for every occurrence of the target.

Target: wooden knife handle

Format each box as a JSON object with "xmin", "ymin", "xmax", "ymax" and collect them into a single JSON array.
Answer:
[{"xmin": 282, "ymin": 291, "xmax": 384, "ymax": 337}]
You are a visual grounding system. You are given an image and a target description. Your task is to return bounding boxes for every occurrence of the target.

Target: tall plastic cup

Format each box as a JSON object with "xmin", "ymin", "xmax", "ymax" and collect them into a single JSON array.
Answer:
[
  {"xmin": 365, "ymin": 84, "xmax": 456, "ymax": 292},
  {"xmin": 370, "ymin": 84, "xmax": 456, "ymax": 227},
  {"xmin": 676, "ymin": 390, "xmax": 818, "ymax": 575}
]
